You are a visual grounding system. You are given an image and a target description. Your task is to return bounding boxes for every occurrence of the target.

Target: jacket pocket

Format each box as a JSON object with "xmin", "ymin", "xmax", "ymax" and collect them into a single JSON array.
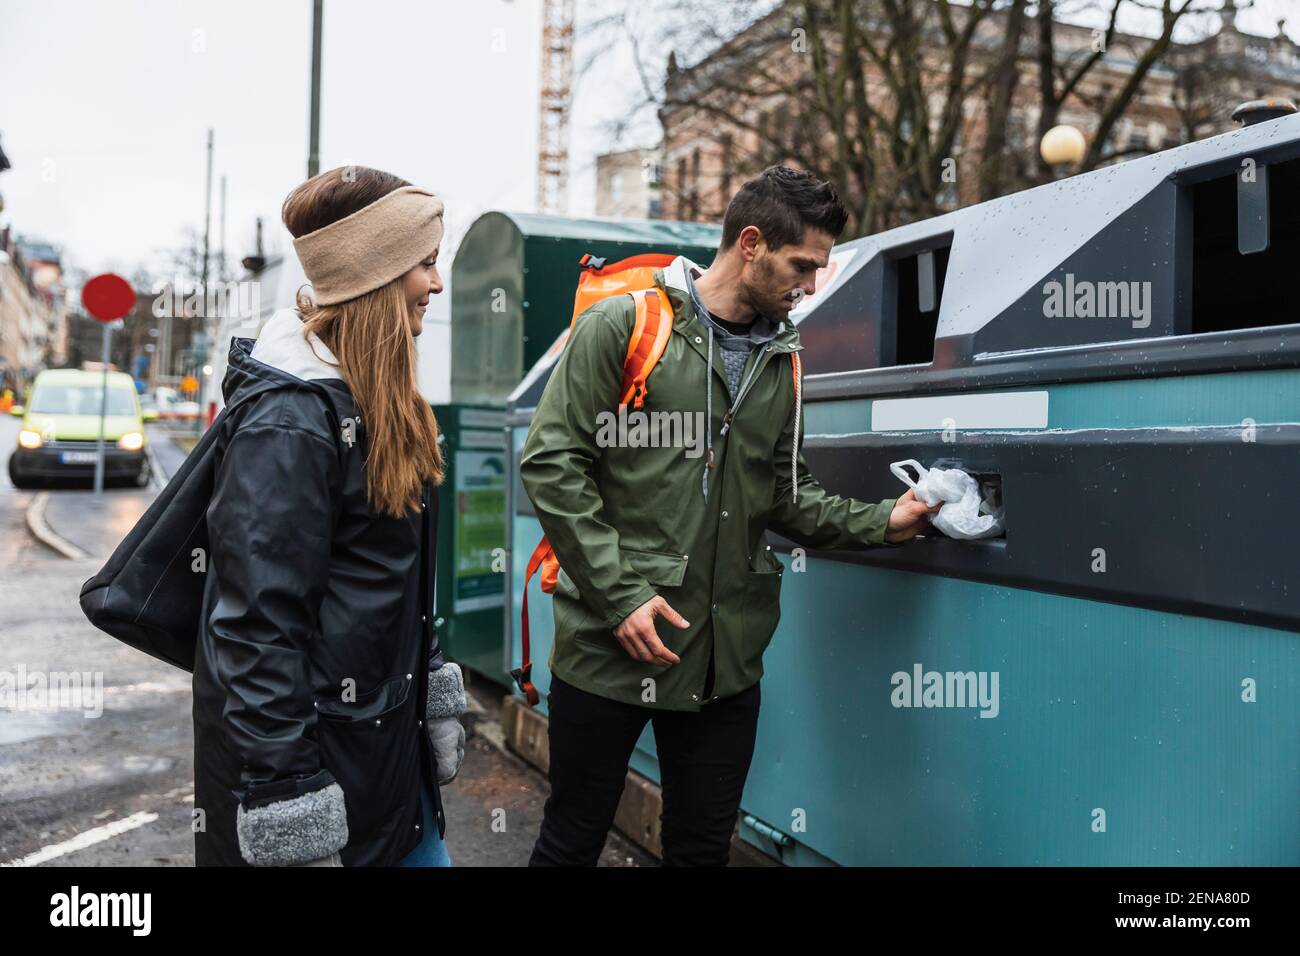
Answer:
[
  {"xmin": 555, "ymin": 545, "xmax": 689, "ymax": 600},
  {"xmin": 620, "ymin": 546, "xmax": 689, "ymax": 588},
  {"xmin": 557, "ymin": 546, "xmax": 690, "ymax": 654},
  {"xmin": 313, "ymin": 674, "xmax": 421, "ymax": 862},
  {"xmin": 741, "ymin": 563, "xmax": 784, "ymax": 674}
]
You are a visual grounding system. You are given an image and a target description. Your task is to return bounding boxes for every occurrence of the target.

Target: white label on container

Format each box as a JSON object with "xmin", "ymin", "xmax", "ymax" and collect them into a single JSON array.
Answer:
[{"xmin": 871, "ymin": 391, "xmax": 1048, "ymax": 431}]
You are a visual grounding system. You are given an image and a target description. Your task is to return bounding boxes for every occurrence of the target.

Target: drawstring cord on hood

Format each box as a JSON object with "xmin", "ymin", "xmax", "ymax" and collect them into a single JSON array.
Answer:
[
  {"xmin": 791, "ymin": 352, "xmax": 802, "ymax": 504},
  {"xmin": 703, "ymin": 325, "xmax": 714, "ymax": 499}
]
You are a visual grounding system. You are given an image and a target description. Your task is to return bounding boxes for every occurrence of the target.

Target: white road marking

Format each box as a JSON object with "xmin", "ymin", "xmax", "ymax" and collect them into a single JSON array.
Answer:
[
  {"xmin": 2, "ymin": 811, "xmax": 159, "ymax": 867},
  {"xmin": 103, "ymin": 682, "xmax": 191, "ymax": 695}
]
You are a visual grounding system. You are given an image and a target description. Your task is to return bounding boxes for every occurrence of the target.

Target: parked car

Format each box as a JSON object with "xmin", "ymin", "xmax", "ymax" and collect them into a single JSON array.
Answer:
[
  {"xmin": 154, "ymin": 386, "xmax": 200, "ymax": 420},
  {"xmin": 138, "ymin": 393, "xmax": 162, "ymax": 422},
  {"xmin": 8, "ymin": 368, "xmax": 151, "ymax": 489}
]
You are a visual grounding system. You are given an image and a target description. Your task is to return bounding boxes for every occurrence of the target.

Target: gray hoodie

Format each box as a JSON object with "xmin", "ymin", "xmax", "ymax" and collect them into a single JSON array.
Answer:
[
  {"xmin": 666, "ymin": 256, "xmax": 791, "ymax": 500},
  {"xmin": 682, "ymin": 263, "xmax": 782, "ymax": 402}
]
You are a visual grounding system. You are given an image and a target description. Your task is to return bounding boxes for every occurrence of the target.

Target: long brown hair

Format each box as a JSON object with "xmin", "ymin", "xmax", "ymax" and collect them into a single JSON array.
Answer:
[{"xmin": 282, "ymin": 166, "xmax": 443, "ymax": 518}]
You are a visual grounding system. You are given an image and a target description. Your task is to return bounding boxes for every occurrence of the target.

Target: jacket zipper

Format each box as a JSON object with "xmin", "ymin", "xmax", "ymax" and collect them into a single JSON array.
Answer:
[{"xmin": 717, "ymin": 343, "xmax": 780, "ymax": 442}]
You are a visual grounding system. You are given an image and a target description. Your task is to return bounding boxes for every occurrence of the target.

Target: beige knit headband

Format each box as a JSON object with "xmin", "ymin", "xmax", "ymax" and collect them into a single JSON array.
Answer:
[{"xmin": 293, "ymin": 185, "xmax": 445, "ymax": 306}]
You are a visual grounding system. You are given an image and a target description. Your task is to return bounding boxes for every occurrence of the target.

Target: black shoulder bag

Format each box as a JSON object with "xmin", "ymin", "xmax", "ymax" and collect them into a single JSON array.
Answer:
[{"xmin": 78, "ymin": 385, "xmax": 343, "ymax": 672}]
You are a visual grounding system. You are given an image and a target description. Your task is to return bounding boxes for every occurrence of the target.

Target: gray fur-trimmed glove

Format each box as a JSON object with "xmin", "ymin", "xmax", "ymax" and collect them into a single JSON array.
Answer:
[
  {"xmin": 236, "ymin": 769, "xmax": 349, "ymax": 866},
  {"xmin": 426, "ymin": 663, "xmax": 467, "ymax": 785}
]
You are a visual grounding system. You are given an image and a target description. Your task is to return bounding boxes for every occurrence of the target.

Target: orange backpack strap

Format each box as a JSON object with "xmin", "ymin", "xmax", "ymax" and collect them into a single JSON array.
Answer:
[
  {"xmin": 514, "ymin": 287, "xmax": 675, "ymax": 708},
  {"xmin": 620, "ymin": 289, "xmax": 674, "ymax": 410},
  {"xmin": 514, "ymin": 536, "xmax": 559, "ymax": 707}
]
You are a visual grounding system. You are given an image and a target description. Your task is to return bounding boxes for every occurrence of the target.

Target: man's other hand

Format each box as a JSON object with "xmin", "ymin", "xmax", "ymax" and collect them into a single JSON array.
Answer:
[{"xmin": 613, "ymin": 596, "xmax": 688, "ymax": 665}]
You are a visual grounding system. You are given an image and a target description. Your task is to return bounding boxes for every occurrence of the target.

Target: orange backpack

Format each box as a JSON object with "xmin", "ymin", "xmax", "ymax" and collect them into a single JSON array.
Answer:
[{"xmin": 512, "ymin": 253, "xmax": 677, "ymax": 706}]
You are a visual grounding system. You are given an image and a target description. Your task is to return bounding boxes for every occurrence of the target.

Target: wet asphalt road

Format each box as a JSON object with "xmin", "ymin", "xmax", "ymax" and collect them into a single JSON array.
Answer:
[{"xmin": 0, "ymin": 415, "xmax": 651, "ymax": 867}]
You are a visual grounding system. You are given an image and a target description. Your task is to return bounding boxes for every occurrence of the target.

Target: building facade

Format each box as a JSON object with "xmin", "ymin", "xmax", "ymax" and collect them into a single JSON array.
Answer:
[
  {"xmin": 595, "ymin": 147, "xmax": 664, "ymax": 219},
  {"xmin": 659, "ymin": 1, "xmax": 1300, "ymax": 231},
  {"xmin": 0, "ymin": 230, "xmax": 67, "ymax": 395}
]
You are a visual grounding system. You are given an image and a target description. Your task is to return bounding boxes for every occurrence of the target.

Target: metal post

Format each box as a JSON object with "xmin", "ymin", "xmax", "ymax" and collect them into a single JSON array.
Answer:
[
  {"xmin": 197, "ymin": 128, "xmax": 213, "ymax": 436},
  {"xmin": 308, "ymin": 0, "xmax": 323, "ymax": 178},
  {"xmin": 93, "ymin": 322, "xmax": 111, "ymax": 496}
]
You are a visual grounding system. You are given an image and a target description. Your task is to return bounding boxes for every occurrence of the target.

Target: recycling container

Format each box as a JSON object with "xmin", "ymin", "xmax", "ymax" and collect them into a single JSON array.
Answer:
[{"xmin": 506, "ymin": 114, "xmax": 1300, "ymax": 865}]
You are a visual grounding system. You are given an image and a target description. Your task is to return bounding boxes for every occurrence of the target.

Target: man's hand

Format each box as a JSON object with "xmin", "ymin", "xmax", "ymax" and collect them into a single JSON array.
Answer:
[
  {"xmin": 885, "ymin": 488, "xmax": 943, "ymax": 543},
  {"xmin": 612, "ymin": 596, "xmax": 688, "ymax": 665}
]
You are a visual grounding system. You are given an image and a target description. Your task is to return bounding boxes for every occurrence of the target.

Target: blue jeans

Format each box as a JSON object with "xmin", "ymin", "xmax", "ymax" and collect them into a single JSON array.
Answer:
[{"xmin": 398, "ymin": 785, "xmax": 451, "ymax": 867}]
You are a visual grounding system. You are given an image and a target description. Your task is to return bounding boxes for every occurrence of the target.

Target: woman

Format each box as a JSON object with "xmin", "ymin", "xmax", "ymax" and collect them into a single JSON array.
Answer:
[{"xmin": 192, "ymin": 166, "xmax": 465, "ymax": 866}]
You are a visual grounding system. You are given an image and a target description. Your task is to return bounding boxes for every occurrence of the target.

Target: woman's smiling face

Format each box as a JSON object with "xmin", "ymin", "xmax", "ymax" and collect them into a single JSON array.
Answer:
[{"xmin": 402, "ymin": 245, "xmax": 443, "ymax": 336}]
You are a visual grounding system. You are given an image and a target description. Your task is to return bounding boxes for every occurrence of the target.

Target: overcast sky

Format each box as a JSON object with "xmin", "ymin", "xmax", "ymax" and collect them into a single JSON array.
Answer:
[
  {"xmin": 0, "ymin": 0, "xmax": 664, "ymax": 286},
  {"xmin": 2, "ymin": 0, "xmax": 1296, "ymax": 286}
]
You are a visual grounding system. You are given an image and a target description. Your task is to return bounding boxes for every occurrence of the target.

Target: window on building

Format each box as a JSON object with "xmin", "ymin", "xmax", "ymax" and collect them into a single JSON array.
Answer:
[
  {"xmin": 677, "ymin": 157, "xmax": 688, "ymax": 219},
  {"xmin": 720, "ymin": 133, "xmax": 734, "ymax": 206},
  {"xmin": 690, "ymin": 147, "xmax": 701, "ymax": 220}
]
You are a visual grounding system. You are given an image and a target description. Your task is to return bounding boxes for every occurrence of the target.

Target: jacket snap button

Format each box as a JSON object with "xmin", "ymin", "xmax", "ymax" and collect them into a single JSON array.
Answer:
[
  {"xmin": 406, "ymin": 673, "xmax": 413, "ymax": 680},
  {"xmin": 694, "ymin": 336, "xmax": 702, "ymax": 344},
  {"xmin": 415, "ymin": 824, "xmax": 421, "ymax": 831},
  {"xmin": 374, "ymin": 719, "xmax": 382, "ymax": 727},
  {"xmin": 691, "ymin": 694, "xmax": 699, "ymax": 701},
  {"xmin": 721, "ymin": 510, "xmax": 729, "ymax": 519},
  {"xmin": 711, "ymin": 603, "xmax": 718, "ymax": 613},
  {"xmin": 422, "ymin": 614, "xmax": 427, "ymax": 622}
]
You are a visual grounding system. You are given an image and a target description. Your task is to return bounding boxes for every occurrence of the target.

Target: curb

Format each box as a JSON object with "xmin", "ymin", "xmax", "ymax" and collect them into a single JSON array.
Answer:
[
  {"xmin": 145, "ymin": 442, "xmax": 165, "ymax": 491},
  {"xmin": 24, "ymin": 491, "xmax": 91, "ymax": 560}
]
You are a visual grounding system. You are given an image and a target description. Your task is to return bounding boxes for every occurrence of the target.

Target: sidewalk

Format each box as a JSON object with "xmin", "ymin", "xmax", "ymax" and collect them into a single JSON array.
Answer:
[{"xmin": 38, "ymin": 487, "xmax": 154, "ymax": 560}]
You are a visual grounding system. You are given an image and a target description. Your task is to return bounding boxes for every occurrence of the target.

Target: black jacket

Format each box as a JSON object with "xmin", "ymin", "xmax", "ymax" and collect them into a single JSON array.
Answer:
[{"xmin": 193, "ymin": 316, "xmax": 444, "ymax": 866}]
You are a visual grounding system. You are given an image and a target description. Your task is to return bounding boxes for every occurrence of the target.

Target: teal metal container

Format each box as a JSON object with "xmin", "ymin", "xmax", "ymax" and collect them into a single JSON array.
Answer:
[{"xmin": 506, "ymin": 115, "xmax": 1300, "ymax": 865}]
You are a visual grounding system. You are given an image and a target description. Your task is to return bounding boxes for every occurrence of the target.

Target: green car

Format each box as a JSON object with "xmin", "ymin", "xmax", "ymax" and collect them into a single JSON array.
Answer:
[{"xmin": 8, "ymin": 368, "xmax": 152, "ymax": 489}]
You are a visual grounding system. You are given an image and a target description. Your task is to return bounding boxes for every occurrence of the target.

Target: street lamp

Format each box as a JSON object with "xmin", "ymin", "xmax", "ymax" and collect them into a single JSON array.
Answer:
[{"xmin": 1040, "ymin": 125, "xmax": 1087, "ymax": 167}]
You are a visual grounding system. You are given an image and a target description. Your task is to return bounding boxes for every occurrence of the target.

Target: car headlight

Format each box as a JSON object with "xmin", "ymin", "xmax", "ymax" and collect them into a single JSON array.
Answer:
[
  {"xmin": 18, "ymin": 429, "xmax": 43, "ymax": 449},
  {"xmin": 117, "ymin": 431, "xmax": 145, "ymax": 451}
]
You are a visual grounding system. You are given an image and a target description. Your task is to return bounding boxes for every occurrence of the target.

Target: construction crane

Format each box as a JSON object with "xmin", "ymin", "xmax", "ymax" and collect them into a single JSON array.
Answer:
[{"xmin": 537, "ymin": 0, "xmax": 576, "ymax": 214}]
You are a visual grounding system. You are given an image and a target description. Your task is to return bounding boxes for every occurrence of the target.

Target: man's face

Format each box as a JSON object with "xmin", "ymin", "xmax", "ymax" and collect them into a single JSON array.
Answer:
[{"xmin": 739, "ymin": 227, "xmax": 834, "ymax": 319}]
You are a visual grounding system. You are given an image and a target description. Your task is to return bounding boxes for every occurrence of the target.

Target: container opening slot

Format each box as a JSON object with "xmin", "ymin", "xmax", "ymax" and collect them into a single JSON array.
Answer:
[
  {"xmin": 891, "ymin": 243, "xmax": 950, "ymax": 365},
  {"xmin": 1188, "ymin": 155, "xmax": 1300, "ymax": 334}
]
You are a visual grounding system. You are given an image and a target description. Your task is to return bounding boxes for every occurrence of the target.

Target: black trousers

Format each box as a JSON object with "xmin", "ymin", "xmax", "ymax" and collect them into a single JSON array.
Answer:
[{"xmin": 528, "ymin": 673, "xmax": 762, "ymax": 867}]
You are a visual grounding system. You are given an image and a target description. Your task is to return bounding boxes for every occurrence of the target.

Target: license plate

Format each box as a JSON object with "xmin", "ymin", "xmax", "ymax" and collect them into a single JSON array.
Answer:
[{"xmin": 60, "ymin": 451, "xmax": 99, "ymax": 464}]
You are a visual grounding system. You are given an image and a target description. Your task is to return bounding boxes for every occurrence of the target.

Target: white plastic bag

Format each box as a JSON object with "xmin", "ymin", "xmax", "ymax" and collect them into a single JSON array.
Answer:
[{"xmin": 889, "ymin": 459, "xmax": 1004, "ymax": 541}]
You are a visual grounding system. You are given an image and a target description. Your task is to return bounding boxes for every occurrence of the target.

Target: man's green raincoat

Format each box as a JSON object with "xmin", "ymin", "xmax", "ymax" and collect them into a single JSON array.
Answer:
[{"xmin": 520, "ymin": 256, "xmax": 898, "ymax": 711}]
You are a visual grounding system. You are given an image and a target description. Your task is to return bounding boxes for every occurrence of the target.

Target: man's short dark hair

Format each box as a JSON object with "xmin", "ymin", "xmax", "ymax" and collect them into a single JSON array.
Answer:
[{"xmin": 719, "ymin": 165, "xmax": 849, "ymax": 251}]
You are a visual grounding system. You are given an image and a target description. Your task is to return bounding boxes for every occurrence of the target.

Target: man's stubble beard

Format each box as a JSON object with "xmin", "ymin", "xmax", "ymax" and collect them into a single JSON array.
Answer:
[{"xmin": 740, "ymin": 255, "xmax": 780, "ymax": 320}]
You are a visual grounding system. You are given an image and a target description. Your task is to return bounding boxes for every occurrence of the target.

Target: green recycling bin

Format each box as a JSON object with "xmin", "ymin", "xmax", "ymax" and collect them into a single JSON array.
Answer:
[
  {"xmin": 430, "ymin": 403, "xmax": 509, "ymax": 684},
  {"xmin": 450, "ymin": 211, "xmax": 722, "ymax": 406}
]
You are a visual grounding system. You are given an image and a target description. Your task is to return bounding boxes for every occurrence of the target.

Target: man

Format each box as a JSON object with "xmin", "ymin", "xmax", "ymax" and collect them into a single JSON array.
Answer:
[{"xmin": 520, "ymin": 165, "xmax": 939, "ymax": 866}]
